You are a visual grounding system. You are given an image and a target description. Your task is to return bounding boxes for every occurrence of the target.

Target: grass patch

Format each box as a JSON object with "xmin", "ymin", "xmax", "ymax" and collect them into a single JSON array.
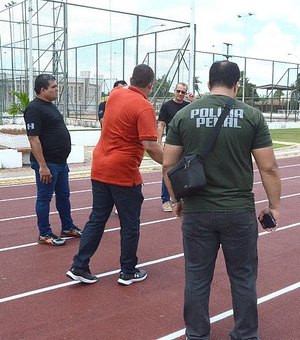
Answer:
[
  {"xmin": 270, "ymin": 128, "xmax": 300, "ymax": 143},
  {"xmin": 273, "ymin": 143, "xmax": 290, "ymax": 149}
]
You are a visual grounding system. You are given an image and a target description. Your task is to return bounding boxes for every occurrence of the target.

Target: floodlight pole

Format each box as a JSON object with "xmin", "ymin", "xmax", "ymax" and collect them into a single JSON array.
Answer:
[
  {"xmin": 62, "ymin": 0, "xmax": 68, "ymax": 119},
  {"xmin": 189, "ymin": 0, "xmax": 196, "ymax": 94},
  {"xmin": 28, "ymin": 0, "xmax": 33, "ymax": 100},
  {"xmin": 237, "ymin": 12, "xmax": 254, "ymax": 102}
]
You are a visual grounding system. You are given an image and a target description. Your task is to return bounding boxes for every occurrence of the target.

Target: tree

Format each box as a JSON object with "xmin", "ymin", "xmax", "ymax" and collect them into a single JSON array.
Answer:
[
  {"xmin": 7, "ymin": 90, "xmax": 30, "ymax": 116},
  {"xmin": 151, "ymin": 75, "xmax": 172, "ymax": 98},
  {"xmin": 292, "ymin": 72, "xmax": 300, "ymax": 91},
  {"xmin": 274, "ymin": 89, "xmax": 284, "ymax": 99}
]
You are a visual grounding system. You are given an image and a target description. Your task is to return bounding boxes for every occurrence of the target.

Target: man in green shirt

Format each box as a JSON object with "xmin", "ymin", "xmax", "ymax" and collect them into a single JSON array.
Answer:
[{"xmin": 163, "ymin": 60, "xmax": 281, "ymax": 340}]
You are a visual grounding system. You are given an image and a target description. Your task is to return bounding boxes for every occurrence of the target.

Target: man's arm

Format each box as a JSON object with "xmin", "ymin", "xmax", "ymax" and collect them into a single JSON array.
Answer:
[
  {"xmin": 28, "ymin": 135, "xmax": 52, "ymax": 184},
  {"xmin": 141, "ymin": 140, "xmax": 163, "ymax": 165},
  {"xmin": 252, "ymin": 146, "xmax": 281, "ymax": 231},
  {"xmin": 157, "ymin": 121, "xmax": 166, "ymax": 144},
  {"xmin": 162, "ymin": 143, "xmax": 184, "ymax": 217}
]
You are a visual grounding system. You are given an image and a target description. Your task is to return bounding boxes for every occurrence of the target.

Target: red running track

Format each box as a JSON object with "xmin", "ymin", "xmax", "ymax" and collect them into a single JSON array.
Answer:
[{"xmin": 0, "ymin": 157, "xmax": 300, "ymax": 340}]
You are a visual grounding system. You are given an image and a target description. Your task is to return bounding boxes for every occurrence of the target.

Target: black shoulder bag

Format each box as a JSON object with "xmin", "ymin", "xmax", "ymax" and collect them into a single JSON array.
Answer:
[{"xmin": 167, "ymin": 98, "xmax": 234, "ymax": 200}]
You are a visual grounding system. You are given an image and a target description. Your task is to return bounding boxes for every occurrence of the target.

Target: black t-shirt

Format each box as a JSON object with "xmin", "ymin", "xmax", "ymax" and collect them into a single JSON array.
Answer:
[
  {"xmin": 158, "ymin": 99, "xmax": 190, "ymax": 134},
  {"xmin": 98, "ymin": 101, "xmax": 106, "ymax": 120},
  {"xmin": 24, "ymin": 97, "xmax": 71, "ymax": 164}
]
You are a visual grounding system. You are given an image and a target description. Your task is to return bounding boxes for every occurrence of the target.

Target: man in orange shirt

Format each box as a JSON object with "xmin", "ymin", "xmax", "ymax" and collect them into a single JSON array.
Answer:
[{"xmin": 67, "ymin": 64, "xmax": 163, "ymax": 285}]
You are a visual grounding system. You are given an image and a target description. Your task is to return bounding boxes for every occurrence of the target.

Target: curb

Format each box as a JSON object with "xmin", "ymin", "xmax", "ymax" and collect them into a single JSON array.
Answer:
[{"xmin": 0, "ymin": 163, "xmax": 162, "ymax": 186}]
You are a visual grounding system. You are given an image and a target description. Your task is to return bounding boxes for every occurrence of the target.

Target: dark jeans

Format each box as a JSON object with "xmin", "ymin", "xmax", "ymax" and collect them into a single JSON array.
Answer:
[
  {"xmin": 31, "ymin": 162, "xmax": 74, "ymax": 237},
  {"xmin": 161, "ymin": 177, "xmax": 170, "ymax": 203},
  {"xmin": 72, "ymin": 180, "xmax": 144, "ymax": 274},
  {"xmin": 182, "ymin": 211, "xmax": 259, "ymax": 340}
]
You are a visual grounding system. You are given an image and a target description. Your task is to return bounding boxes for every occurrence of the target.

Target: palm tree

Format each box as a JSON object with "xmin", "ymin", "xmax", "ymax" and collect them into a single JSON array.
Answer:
[{"xmin": 7, "ymin": 90, "xmax": 30, "ymax": 116}]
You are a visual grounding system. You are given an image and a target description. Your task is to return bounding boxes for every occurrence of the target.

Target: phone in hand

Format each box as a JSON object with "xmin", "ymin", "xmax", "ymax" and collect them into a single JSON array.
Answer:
[{"xmin": 260, "ymin": 213, "xmax": 276, "ymax": 229}]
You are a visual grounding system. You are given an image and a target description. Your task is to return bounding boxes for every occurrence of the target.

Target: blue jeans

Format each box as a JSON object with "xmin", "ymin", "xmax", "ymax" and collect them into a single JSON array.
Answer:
[
  {"xmin": 72, "ymin": 180, "xmax": 144, "ymax": 274},
  {"xmin": 182, "ymin": 211, "xmax": 259, "ymax": 340},
  {"xmin": 31, "ymin": 162, "xmax": 74, "ymax": 237},
  {"xmin": 161, "ymin": 178, "xmax": 170, "ymax": 203}
]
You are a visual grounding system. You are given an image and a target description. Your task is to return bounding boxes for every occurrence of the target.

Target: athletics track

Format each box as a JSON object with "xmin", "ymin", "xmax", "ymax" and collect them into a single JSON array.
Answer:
[{"xmin": 0, "ymin": 151, "xmax": 299, "ymax": 339}]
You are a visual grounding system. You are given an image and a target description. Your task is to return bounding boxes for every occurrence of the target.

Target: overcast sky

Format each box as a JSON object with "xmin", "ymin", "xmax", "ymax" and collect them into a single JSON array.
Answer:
[
  {"xmin": 69, "ymin": 0, "xmax": 300, "ymax": 91},
  {"xmin": 1, "ymin": 0, "xmax": 299, "ymax": 91},
  {"xmin": 71, "ymin": 0, "xmax": 300, "ymax": 63},
  {"xmin": 1, "ymin": 0, "xmax": 297, "ymax": 60}
]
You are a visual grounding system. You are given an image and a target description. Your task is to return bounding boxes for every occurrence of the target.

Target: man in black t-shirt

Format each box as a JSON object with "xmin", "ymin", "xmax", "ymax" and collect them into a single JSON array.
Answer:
[
  {"xmin": 157, "ymin": 82, "xmax": 195, "ymax": 212},
  {"xmin": 98, "ymin": 80, "xmax": 127, "ymax": 126},
  {"xmin": 24, "ymin": 74, "xmax": 82, "ymax": 246}
]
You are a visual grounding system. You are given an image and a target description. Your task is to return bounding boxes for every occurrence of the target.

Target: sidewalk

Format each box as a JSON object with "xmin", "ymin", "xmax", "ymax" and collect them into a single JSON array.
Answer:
[
  {"xmin": 1, "ymin": 143, "xmax": 300, "ymax": 185},
  {"xmin": 0, "ymin": 146, "xmax": 161, "ymax": 185}
]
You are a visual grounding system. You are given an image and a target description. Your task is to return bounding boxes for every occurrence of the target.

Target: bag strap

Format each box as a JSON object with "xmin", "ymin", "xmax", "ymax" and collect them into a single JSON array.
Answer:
[{"xmin": 200, "ymin": 97, "xmax": 234, "ymax": 161}]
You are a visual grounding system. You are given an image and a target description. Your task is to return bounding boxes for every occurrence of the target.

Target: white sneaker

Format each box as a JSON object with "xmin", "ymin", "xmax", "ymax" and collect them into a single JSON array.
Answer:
[{"xmin": 162, "ymin": 201, "xmax": 172, "ymax": 212}]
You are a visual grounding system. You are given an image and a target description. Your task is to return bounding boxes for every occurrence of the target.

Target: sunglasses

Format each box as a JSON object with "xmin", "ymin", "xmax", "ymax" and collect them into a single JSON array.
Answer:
[{"xmin": 176, "ymin": 90, "xmax": 186, "ymax": 94}]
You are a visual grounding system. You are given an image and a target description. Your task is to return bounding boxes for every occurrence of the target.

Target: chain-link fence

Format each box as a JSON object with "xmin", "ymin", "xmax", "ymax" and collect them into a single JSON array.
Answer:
[{"xmin": 1, "ymin": 1, "xmax": 299, "ymax": 125}]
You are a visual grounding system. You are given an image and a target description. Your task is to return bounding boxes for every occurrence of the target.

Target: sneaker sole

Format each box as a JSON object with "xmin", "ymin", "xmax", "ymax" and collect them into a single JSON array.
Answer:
[
  {"xmin": 38, "ymin": 240, "xmax": 66, "ymax": 246},
  {"xmin": 66, "ymin": 271, "xmax": 98, "ymax": 284},
  {"xmin": 117, "ymin": 273, "xmax": 148, "ymax": 286},
  {"xmin": 60, "ymin": 233, "xmax": 82, "ymax": 238}
]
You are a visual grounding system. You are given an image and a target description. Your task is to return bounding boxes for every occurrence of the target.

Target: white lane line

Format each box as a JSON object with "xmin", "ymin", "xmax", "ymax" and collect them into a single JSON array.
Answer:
[
  {"xmin": 1, "ymin": 190, "xmax": 300, "ymax": 223},
  {"xmin": 0, "ymin": 176, "xmax": 161, "ymax": 189},
  {"xmin": 0, "ymin": 216, "xmax": 177, "ymax": 252},
  {"xmin": 0, "ymin": 189, "xmax": 92, "ymax": 203},
  {"xmin": 0, "ymin": 196, "xmax": 161, "ymax": 222},
  {"xmin": 1, "ymin": 173, "xmax": 300, "ymax": 203},
  {"xmin": 0, "ymin": 224, "xmax": 299, "ymax": 302},
  {"xmin": 0, "ymin": 190, "xmax": 160, "ymax": 203},
  {"xmin": 157, "ymin": 281, "xmax": 300, "ymax": 340},
  {"xmin": 0, "ymin": 182, "xmax": 162, "ymax": 202},
  {"xmin": 0, "ymin": 159, "xmax": 299, "ymax": 189},
  {"xmin": 3, "ymin": 220, "xmax": 295, "ymax": 253},
  {"xmin": 0, "ymin": 253, "xmax": 183, "ymax": 303}
]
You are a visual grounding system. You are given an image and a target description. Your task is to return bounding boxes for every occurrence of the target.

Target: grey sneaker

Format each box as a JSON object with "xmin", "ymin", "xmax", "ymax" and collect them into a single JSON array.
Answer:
[
  {"xmin": 61, "ymin": 226, "xmax": 82, "ymax": 238},
  {"xmin": 38, "ymin": 233, "xmax": 66, "ymax": 246},
  {"xmin": 118, "ymin": 269, "xmax": 147, "ymax": 286},
  {"xmin": 66, "ymin": 267, "xmax": 98, "ymax": 284}
]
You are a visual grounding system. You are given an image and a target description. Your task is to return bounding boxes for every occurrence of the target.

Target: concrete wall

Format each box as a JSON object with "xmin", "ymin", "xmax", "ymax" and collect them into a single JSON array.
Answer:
[{"xmin": 0, "ymin": 129, "xmax": 89, "ymax": 168}]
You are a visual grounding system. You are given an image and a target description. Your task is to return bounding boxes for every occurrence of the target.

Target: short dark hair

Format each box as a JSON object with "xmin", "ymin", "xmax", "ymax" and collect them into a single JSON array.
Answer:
[
  {"xmin": 34, "ymin": 74, "xmax": 56, "ymax": 94},
  {"xmin": 209, "ymin": 60, "xmax": 240, "ymax": 89},
  {"xmin": 130, "ymin": 64, "xmax": 154, "ymax": 88},
  {"xmin": 113, "ymin": 80, "xmax": 127, "ymax": 87}
]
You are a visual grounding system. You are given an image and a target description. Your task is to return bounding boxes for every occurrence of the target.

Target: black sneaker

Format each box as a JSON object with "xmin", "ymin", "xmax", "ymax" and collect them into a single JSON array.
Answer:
[
  {"xmin": 38, "ymin": 233, "xmax": 66, "ymax": 246},
  {"xmin": 61, "ymin": 226, "xmax": 82, "ymax": 238},
  {"xmin": 66, "ymin": 267, "xmax": 98, "ymax": 284},
  {"xmin": 117, "ymin": 269, "xmax": 147, "ymax": 286}
]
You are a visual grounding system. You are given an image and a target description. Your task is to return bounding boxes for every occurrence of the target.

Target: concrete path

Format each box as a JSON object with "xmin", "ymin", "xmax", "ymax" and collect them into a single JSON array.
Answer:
[{"xmin": 1, "ymin": 143, "xmax": 300, "ymax": 185}]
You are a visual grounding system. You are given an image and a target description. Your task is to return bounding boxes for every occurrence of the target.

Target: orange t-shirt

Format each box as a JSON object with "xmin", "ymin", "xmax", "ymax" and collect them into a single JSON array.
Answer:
[{"xmin": 91, "ymin": 86, "xmax": 158, "ymax": 186}]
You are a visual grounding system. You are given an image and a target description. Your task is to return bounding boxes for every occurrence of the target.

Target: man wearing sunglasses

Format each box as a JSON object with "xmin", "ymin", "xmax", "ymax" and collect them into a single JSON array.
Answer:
[{"xmin": 157, "ymin": 82, "xmax": 195, "ymax": 212}]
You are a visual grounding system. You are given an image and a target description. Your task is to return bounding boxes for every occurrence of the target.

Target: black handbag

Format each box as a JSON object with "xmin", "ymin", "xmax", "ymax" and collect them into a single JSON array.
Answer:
[{"xmin": 167, "ymin": 98, "xmax": 234, "ymax": 199}]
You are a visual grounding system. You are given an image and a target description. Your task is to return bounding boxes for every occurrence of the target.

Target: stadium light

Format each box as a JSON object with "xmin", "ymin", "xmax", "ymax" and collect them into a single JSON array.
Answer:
[{"xmin": 223, "ymin": 42, "xmax": 232, "ymax": 60}]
